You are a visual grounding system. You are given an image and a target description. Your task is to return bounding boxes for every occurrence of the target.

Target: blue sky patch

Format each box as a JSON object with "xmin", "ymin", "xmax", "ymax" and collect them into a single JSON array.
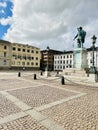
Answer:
[{"xmin": 0, "ymin": 0, "xmax": 13, "ymax": 39}]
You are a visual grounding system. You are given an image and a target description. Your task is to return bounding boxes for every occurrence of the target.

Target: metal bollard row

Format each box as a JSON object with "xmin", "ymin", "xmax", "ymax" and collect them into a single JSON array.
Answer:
[
  {"xmin": 18, "ymin": 72, "xmax": 21, "ymax": 77},
  {"xmin": 34, "ymin": 74, "xmax": 37, "ymax": 80},
  {"xmin": 40, "ymin": 71, "xmax": 43, "ymax": 76},
  {"xmin": 61, "ymin": 76, "xmax": 65, "ymax": 85}
]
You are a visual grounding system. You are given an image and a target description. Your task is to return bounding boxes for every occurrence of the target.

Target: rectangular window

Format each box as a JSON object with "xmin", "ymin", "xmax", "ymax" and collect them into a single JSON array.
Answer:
[
  {"xmin": 31, "ymin": 62, "xmax": 34, "ymax": 65},
  {"xmin": 17, "ymin": 55, "xmax": 20, "ymax": 59},
  {"xmin": 4, "ymin": 60, "xmax": 6, "ymax": 65},
  {"xmin": 13, "ymin": 47, "xmax": 16, "ymax": 51},
  {"xmin": 70, "ymin": 60, "xmax": 72, "ymax": 64},
  {"xmin": 36, "ymin": 51, "xmax": 38, "ymax": 54},
  {"xmin": 27, "ymin": 62, "xmax": 29, "ymax": 65},
  {"xmin": 32, "ymin": 50, "xmax": 34, "ymax": 53},
  {"xmin": 22, "ymin": 62, "xmax": 25, "ymax": 65},
  {"xmin": 90, "ymin": 59, "xmax": 92, "ymax": 63},
  {"xmin": 12, "ymin": 55, "xmax": 17, "ymax": 59},
  {"xmin": 36, "ymin": 57, "xmax": 38, "ymax": 60},
  {"xmin": 17, "ymin": 61, "xmax": 20, "ymax": 65},
  {"xmin": 18, "ymin": 48, "xmax": 21, "ymax": 51},
  {"xmin": 15, "ymin": 56, "xmax": 17, "ymax": 60},
  {"xmin": 23, "ymin": 56, "xmax": 26, "ymax": 60},
  {"xmin": 36, "ymin": 62, "xmax": 38, "ymax": 66},
  {"xmin": 12, "ymin": 61, "xmax": 15, "ymax": 65},
  {"xmin": 70, "ymin": 65, "xmax": 72, "ymax": 68},
  {"xmin": 63, "ymin": 66, "xmax": 65, "ymax": 69},
  {"xmin": 4, "ymin": 46, "xmax": 7, "ymax": 49},
  {"xmin": 27, "ymin": 50, "xmax": 30, "ymax": 53},
  {"xmin": 63, "ymin": 61, "xmax": 65, "ymax": 64},
  {"xmin": 70, "ymin": 55, "xmax": 72, "ymax": 58},
  {"xmin": 4, "ymin": 52, "xmax": 6, "ymax": 57},
  {"xmin": 32, "ymin": 57, "xmax": 34, "ymax": 60},
  {"xmin": 23, "ymin": 49, "xmax": 25, "ymax": 52},
  {"xmin": 27, "ymin": 57, "xmax": 31, "ymax": 60}
]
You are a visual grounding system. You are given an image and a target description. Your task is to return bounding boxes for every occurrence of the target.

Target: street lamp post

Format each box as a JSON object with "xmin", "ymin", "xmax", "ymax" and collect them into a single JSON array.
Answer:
[
  {"xmin": 45, "ymin": 46, "xmax": 51, "ymax": 77},
  {"xmin": 90, "ymin": 35, "xmax": 97, "ymax": 73},
  {"xmin": 46, "ymin": 46, "xmax": 50, "ymax": 71}
]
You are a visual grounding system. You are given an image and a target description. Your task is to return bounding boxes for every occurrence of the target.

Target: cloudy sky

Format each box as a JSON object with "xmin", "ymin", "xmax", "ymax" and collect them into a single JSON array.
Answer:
[{"xmin": 0, "ymin": 0, "xmax": 98, "ymax": 51}]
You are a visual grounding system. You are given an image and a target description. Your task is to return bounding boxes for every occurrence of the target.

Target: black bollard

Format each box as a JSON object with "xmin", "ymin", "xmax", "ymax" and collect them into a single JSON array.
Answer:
[
  {"xmin": 41, "ymin": 71, "xmax": 43, "ymax": 76},
  {"xmin": 34, "ymin": 74, "xmax": 37, "ymax": 80},
  {"xmin": 61, "ymin": 76, "xmax": 65, "ymax": 85},
  {"xmin": 87, "ymin": 72, "xmax": 89, "ymax": 77},
  {"xmin": 18, "ymin": 72, "xmax": 21, "ymax": 77},
  {"xmin": 57, "ymin": 71, "xmax": 59, "ymax": 74}
]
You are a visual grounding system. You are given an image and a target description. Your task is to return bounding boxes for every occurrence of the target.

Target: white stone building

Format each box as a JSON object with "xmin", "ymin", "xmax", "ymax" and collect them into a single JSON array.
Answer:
[
  {"xmin": 54, "ymin": 51, "xmax": 73, "ymax": 71},
  {"xmin": 54, "ymin": 47, "xmax": 98, "ymax": 71},
  {"xmin": 87, "ymin": 47, "xmax": 98, "ymax": 69}
]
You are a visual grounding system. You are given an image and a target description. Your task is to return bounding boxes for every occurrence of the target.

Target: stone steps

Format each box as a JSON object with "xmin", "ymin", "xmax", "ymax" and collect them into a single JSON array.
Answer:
[{"xmin": 63, "ymin": 68, "xmax": 86, "ymax": 77}]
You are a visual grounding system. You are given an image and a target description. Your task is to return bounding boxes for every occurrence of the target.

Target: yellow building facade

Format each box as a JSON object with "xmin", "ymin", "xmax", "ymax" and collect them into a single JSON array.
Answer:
[
  {"xmin": 0, "ymin": 40, "xmax": 11, "ymax": 69},
  {"xmin": 0, "ymin": 40, "xmax": 40, "ymax": 70}
]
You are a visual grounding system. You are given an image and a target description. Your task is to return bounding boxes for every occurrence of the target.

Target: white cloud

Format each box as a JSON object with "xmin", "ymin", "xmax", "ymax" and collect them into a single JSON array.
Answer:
[
  {"xmin": 0, "ymin": 2, "xmax": 7, "ymax": 8},
  {"xmin": 0, "ymin": 9, "xmax": 5, "ymax": 14},
  {"xmin": 0, "ymin": 17, "xmax": 12, "ymax": 25},
  {"xmin": 1, "ymin": 0, "xmax": 98, "ymax": 50}
]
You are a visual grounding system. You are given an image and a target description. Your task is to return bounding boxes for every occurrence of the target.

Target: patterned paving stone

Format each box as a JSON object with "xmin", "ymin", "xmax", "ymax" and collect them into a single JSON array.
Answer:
[
  {"xmin": 0, "ymin": 115, "xmax": 49, "ymax": 130},
  {"xmin": 8, "ymin": 85, "xmax": 77, "ymax": 108},
  {"xmin": 1, "ymin": 72, "xmax": 98, "ymax": 130},
  {"xmin": 0, "ymin": 79, "xmax": 38, "ymax": 91},
  {"xmin": 41, "ymin": 92, "xmax": 98, "ymax": 130},
  {"xmin": 0, "ymin": 94, "xmax": 21, "ymax": 118}
]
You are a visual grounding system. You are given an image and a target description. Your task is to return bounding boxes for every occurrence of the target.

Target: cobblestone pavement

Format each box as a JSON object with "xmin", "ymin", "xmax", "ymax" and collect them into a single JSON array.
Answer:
[
  {"xmin": 0, "ymin": 78, "xmax": 38, "ymax": 91},
  {"xmin": 0, "ymin": 72, "xmax": 98, "ymax": 130},
  {"xmin": 41, "ymin": 93, "xmax": 98, "ymax": 130},
  {"xmin": 0, "ymin": 115, "xmax": 48, "ymax": 130},
  {"xmin": 0, "ymin": 94, "xmax": 21, "ymax": 118},
  {"xmin": 7, "ymin": 85, "xmax": 76, "ymax": 108}
]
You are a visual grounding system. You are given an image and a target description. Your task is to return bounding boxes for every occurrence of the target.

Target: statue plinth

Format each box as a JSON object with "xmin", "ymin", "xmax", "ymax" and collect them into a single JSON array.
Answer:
[
  {"xmin": 73, "ymin": 47, "xmax": 88, "ymax": 69},
  {"xmin": 44, "ymin": 70, "xmax": 50, "ymax": 77}
]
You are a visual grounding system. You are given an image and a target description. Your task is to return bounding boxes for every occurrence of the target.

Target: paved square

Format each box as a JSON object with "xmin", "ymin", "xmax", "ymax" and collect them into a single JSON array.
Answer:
[
  {"xmin": 0, "ymin": 115, "xmax": 48, "ymax": 130},
  {"xmin": 7, "ymin": 85, "xmax": 77, "ymax": 108},
  {"xmin": 0, "ymin": 72, "xmax": 98, "ymax": 130},
  {"xmin": 0, "ymin": 94, "xmax": 21, "ymax": 118},
  {"xmin": 41, "ymin": 90, "xmax": 98, "ymax": 130},
  {"xmin": 0, "ymin": 79, "xmax": 38, "ymax": 91}
]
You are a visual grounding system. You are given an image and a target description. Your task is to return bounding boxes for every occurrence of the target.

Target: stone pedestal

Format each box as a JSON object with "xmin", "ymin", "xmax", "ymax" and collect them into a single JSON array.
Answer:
[
  {"xmin": 73, "ymin": 48, "xmax": 87, "ymax": 69},
  {"xmin": 44, "ymin": 70, "xmax": 50, "ymax": 77}
]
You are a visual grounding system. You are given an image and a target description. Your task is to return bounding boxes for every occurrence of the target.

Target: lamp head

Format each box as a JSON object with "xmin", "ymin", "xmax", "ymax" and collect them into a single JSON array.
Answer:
[{"xmin": 91, "ymin": 35, "xmax": 97, "ymax": 44}]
